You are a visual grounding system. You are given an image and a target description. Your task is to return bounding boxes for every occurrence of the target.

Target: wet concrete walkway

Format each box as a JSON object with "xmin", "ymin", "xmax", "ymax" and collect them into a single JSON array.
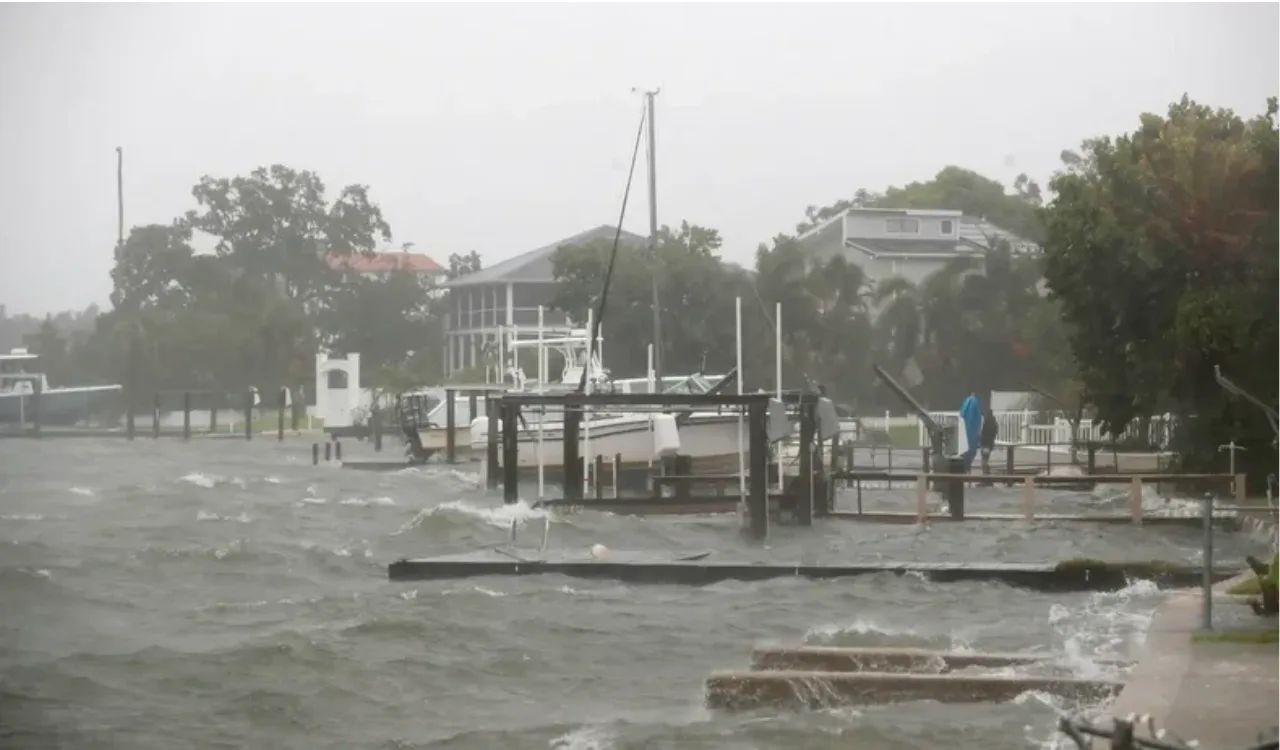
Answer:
[{"xmin": 1112, "ymin": 583, "xmax": 1278, "ymax": 748}]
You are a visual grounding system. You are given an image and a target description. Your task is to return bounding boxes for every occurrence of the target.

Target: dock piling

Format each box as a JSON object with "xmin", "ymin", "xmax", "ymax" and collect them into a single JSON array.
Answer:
[
  {"xmin": 485, "ymin": 395, "xmax": 500, "ymax": 490},
  {"xmin": 500, "ymin": 401, "xmax": 519, "ymax": 505},
  {"xmin": 445, "ymin": 389, "xmax": 457, "ymax": 464},
  {"xmin": 277, "ymin": 387, "xmax": 286, "ymax": 442},
  {"xmin": 243, "ymin": 390, "xmax": 253, "ymax": 441},
  {"xmin": 563, "ymin": 407, "xmax": 582, "ymax": 504},
  {"xmin": 796, "ymin": 397, "xmax": 814, "ymax": 526},
  {"xmin": 30, "ymin": 379, "xmax": 42, "ymax": 437},
  {"xmin": 746, "ymin": 399, "xmax": 769, "ymax": 540},
  {"xmin": 183, "ymin": 392, "xmax": 191, "ymax": 441}
]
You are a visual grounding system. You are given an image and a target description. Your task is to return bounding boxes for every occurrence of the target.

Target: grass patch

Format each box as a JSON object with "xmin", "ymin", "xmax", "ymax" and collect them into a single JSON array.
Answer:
[
  {"xmin": 887, "ymin": 424, "xmax": 920, "ymax": 449},
  {"xmin": 1228, "ymin": 577, "xmax": 1263, "ymax": 596},
  {"xmin": 1192, "ymin": 629, "xmax": 1279, "ymax": 645}
]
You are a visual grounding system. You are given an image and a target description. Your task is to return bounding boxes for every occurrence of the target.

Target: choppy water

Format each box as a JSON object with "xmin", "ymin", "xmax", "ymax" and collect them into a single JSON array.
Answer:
[{"xmin": 0, "ymin": 437, "xmax": 1267, "ymax": 750}]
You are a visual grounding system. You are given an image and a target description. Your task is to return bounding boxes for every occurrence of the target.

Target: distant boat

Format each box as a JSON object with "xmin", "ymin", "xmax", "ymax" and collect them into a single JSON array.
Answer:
[{"xmin": 0, "ymin": 348, "xmax": 123, "ymax": 426}]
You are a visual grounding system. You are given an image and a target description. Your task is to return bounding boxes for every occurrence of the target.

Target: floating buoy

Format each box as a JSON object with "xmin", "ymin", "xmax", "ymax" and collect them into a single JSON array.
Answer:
[{"xmin": 590, "ymin": 544, "xmax": 610, "ymax": 559}]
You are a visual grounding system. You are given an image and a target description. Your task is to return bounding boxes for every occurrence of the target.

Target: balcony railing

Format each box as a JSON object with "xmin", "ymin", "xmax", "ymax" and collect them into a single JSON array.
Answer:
[{"xmin": 446, "ymin": 306, "xmax": 574, "ymax": 333}]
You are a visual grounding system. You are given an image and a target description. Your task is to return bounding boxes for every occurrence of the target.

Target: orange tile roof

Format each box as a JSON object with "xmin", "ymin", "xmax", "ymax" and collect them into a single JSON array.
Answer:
[{"xmin": 326, "ymin": 251, "xmax": 443, "ymax": 274}]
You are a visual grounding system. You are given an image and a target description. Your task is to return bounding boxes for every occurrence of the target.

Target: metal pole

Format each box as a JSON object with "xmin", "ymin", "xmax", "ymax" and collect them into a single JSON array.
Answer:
[
  {"xmin": 537, "ymin": 305, "xmax": 545, "ymax": 501},
  {"xmin": 1202, "ymin": 493, "xmax": 1214, "ymax": 631},
  {"xmin": 644, "ymin": 89, "xmax": 663, "ymax": 386},
  {"xmin": 735, "ymin": 296, "xmax": 745, "ymax": 505},
  {"xmin": 1218, "ymin": 441, "xmax": 1245, "ymax": 477},
  {"xmin": 775, "ymin": 301, "xmax": 783, "ymax": 492}
]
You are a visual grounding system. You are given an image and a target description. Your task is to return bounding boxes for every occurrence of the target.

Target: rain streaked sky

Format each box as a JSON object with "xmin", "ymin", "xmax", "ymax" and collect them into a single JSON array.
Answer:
[{"xmin": 1, "ymin": 2, "xmax": 1275, "ymax": 315}]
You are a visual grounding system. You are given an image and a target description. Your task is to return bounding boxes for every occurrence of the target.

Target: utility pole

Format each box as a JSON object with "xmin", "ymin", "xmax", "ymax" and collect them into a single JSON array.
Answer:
[
  {"xmin": 116, "ymin": 146, "xmax": 124, "ymax": 249},
  {"xmin": 643, "ymin": 89, "xmax": 663, "ymax": 386}
]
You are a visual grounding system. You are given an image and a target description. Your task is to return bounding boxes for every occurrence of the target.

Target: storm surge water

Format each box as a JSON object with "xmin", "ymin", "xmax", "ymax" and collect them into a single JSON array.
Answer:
[{"xmin": 0, "ymin": 438, "xmax": 1262, "ymax": 749}]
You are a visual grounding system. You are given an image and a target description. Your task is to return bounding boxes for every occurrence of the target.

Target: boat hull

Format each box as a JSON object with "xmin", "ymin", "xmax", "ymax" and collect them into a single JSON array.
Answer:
[
  {"xmin": 476, "ymin": 412, "xmax": 747, "ymax": 468},
  {"xmin": 0, "ymin": 386, "xmax": 123, "ymax": 426}
]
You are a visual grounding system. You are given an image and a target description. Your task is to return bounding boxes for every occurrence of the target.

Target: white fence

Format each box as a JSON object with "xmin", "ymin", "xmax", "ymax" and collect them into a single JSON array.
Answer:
[{"xmin": 853, "ymin": 410, "xmax": 1175, "ymax": 449}]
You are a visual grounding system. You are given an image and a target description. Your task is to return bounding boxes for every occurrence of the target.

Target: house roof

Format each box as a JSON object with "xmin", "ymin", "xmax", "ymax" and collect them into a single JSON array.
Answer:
[
  {"xmin": 959, "ymin": 216, "xmax": 1040, "ymax": 255},
  {"xmin": 444, "ymin": 224, "xmax": 648, "ymax": 288},
  {"xmin": 327, "ymin": 251, "xmax": 443, "ymax": 274},
  {"xmin": 798, "ymin": 206, "xmax": 1039, "ymax": 259}
]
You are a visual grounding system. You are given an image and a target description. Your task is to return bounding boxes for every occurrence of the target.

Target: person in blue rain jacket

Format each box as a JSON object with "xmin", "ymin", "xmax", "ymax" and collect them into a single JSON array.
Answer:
[{"xmin": 958, "ymin": 392, "xmax": 982, "ymax": 471}]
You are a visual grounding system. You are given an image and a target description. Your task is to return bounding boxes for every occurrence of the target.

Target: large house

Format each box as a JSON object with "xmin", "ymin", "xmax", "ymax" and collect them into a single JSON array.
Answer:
[
  {"xmin": 441, "ymin": 225, "xmax": 647, "ymax": 377},
  {"xmin": 794, "ymin": 207, "xmax": 1039, "ymax": 287}
]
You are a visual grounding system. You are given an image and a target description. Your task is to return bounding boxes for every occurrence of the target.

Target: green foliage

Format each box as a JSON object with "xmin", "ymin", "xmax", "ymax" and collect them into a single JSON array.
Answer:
[
  {"xmin": 27, "ymin": 164, "xmax": 447, "ymax": 408},
  {"xmin": 1191, "ymin": 629, "xmax": 1278, "ymax": 645},
  {"xmin": 550, "ymin": 221, "xmax": 751, "ymax": 379},
  {"xmin": 1042, "ymin": 95, "xmax": 1279, "ymax": 482},
  {"xmin": 185, "ymin": 165, "xmax": 391, "ymax": 304},
  {"xmin": 545, "ymin": 175, "xmax": 1066, "ymax": 413},
  {"xmin": 446, "ymin": 251, "xmax": 483, "ymax": 281},
  {"xmin": 317, "ymin": 269, "xmax": 441, "ymax": 379}
]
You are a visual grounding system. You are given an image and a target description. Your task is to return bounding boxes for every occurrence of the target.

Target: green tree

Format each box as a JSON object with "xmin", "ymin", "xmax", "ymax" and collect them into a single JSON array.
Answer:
[
  {"xmin": 109, "ymin": 223, "xmax": 197, "ymax": 311},
  {"xmin": 1043, "ymin": 95, "xmax": 1278, "ymax": 477},
  {"xmin": 185, "ymin": 165, "xmax": 392, "ymax": 305},
  {"xmin": 550, "ymin": 221, "xmax": 748, "ymax": 378},
  {"xmin": 446, "ymin": 251, "xmax": 483, "ymax": 280},
  {"xmin": 317, "ymin": 268, "xmax": 442, "ymax": 381},
  {"xmin": 751, "ymin": 235, "xmax": 874, "ymax": 404}
]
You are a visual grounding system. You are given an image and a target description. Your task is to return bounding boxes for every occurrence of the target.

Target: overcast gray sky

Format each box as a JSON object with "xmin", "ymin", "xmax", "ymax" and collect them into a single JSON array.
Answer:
[{"xmin": 1, "ymin": 2, "xmax": 1275, "ymax": 315}]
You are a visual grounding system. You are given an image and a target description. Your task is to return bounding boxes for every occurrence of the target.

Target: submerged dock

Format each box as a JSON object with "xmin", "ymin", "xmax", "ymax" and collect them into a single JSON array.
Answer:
[
  {"xmin": 704, "ymin": 644, "xmax": 1128, "ymax": 711},
  {"xmin": 386, "ymin": 547, "xmax": 1233, "ymax": 591}
]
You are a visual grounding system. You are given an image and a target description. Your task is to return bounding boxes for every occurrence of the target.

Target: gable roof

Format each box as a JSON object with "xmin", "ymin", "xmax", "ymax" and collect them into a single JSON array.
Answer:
[{"xmin": 444, "ymin": 225, "xmax": 648, "ymax": 288}]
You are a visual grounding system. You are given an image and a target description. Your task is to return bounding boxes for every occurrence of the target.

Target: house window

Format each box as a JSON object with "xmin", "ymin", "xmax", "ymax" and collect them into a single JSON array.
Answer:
[
  {"xmin": 940, "ymin": 219, "xmax": 954, "ymax": 235},
  {"xmin": 885, "ymin": 218, "xmax": 920, "ymax": 234}
]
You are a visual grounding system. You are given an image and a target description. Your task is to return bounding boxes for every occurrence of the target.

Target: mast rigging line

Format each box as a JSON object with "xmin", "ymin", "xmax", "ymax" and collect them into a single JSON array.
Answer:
[{"xmin": 576, "ymin": 101, "xmax": 648, "ymax": 394}]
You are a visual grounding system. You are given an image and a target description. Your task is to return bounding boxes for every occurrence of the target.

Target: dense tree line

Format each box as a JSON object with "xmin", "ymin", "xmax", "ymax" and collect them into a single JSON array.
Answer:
[
  {"xmin": 18, "ymin": 94, "xmax": 1276, "ymax": 482},
  {"xmin": 1042, "ymin": 96, "xmax": 1278, "ymax": 481},
  {"xmin": 549, "ymin": 173, "xmax": 1064, "ymax": 412},
  {"xmin": 545, "ymin": 95, "xmax": 1277, "ymax": 482},
  {"xmin": 24, "ymin": 166, "xmax": 459, "ymax": 405}
]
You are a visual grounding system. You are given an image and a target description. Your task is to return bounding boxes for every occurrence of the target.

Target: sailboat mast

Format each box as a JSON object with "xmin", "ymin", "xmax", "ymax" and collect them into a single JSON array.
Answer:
[{"xmin": 645, "ymin": 89, "xmax": 663, "ymax": 386}]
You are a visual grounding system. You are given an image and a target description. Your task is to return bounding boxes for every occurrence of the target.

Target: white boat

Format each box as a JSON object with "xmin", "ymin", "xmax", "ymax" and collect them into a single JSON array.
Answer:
[
  {"xmin": 403, "ymin": 329, "xmax": 744, "ymax": 471},
  {"xmin": 0, "ymin": 348, "xmax": 123, "ymax": 426},
  {"xmin": 472, "ymin": 330, "xmax": 744, "ymax": 472}
]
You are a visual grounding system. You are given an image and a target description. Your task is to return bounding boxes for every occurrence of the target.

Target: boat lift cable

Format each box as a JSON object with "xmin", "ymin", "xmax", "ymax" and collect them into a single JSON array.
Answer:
[{"xmin": 576, "ymin": 102, "xmax": 648, "ymax": 395}]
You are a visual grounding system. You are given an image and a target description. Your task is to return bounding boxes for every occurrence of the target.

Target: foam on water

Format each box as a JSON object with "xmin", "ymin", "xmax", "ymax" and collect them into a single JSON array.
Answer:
[
  {"xmin": 2, "ymin": 438, "xmax": 1271, "ymax": 750},
  {"xmin": 339, "ymin": 496, "xmax": 397, "ymax": 507}
]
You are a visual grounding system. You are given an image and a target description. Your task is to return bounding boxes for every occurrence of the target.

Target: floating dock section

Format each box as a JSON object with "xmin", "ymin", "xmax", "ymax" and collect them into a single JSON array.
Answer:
[
  {"xmin": 706, "ymin": 645, "xmax": 1125, "ymax": 711},
  {"xmin": 386, "ymin": 547, "xmax": 1233, "ymax": 592}
]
